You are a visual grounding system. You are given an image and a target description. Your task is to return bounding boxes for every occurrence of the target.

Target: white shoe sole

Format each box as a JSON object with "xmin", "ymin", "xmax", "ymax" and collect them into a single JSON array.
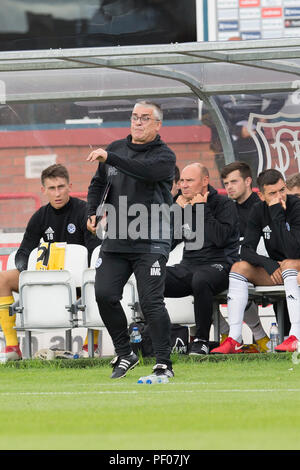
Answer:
[{"xmin": 189, "ymin": 351, "xmax": 208, "ymax": 356}]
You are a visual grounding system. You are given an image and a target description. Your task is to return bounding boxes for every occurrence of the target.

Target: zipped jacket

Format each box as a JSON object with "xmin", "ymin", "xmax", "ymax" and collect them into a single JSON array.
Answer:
[
  {"xmin": 175, "ymin": 185, "xmax": 240, "ymax": 267},
  {"xmin": 241, "ymin": 194, "xmax": 300, "ymax": 275},
  {"xmin": 87, "ymin": 134, "xmax": 176, "ymax": 257},
  {"xmin": 15, "ymin": 197, "xmax": 100, "ymax": 272}
]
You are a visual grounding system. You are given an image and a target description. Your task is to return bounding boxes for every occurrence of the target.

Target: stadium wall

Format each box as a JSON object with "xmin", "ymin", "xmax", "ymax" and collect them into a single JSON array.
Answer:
[
  {"xmin": 1, "ymin": 123, "xmax": 298, "ymax": 232},
  {"xmin": 0, "ymin": 123, "xmax": 215, "ymax": 230}
]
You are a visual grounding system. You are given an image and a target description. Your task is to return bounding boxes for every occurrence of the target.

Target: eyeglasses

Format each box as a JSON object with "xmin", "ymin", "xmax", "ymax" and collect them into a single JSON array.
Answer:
[{"xmin": 130, "ymin": 115, "xmax": 159, "ymax": 123}]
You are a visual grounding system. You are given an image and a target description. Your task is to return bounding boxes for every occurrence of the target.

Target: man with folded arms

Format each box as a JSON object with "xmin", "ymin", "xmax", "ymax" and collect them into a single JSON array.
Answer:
[{"xmin": 211, "ymin": 169, "xmax": 300, "ymax": 354}]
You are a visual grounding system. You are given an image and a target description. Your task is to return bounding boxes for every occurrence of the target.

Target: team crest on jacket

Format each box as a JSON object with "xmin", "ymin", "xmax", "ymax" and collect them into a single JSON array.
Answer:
[
  {"xmin": 67, "ymin": 223, "xmax": 76, "ymax": 234},
  {"xmin": 182, "ymin": 223, "xmax": 192, "ymax": 239}
]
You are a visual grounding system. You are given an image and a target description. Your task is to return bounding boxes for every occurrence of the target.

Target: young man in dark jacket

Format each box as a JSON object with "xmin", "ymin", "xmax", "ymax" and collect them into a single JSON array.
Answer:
[
  {"xmin": 86, "ymin": 100, "xmax": 176, "ymax": 381},
  {"xmin": 220, "ymin": 161, "xmax": 270, "ymax": 352},
  {"xmin": 211, "ymin": 169, "xmax": 300, "ymax": 354},
  {"xmin": 0, "ymin": 164, "xmax": 100, "ymax": 362},
  {"xmin": 164, "ymin": 162, "xmax": 240, "ymax": 355}
]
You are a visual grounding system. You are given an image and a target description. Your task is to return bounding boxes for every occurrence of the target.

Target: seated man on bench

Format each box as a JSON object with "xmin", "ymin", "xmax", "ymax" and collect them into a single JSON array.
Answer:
[
  {"xmin": 211, "ymin": 168, "xmax": 300, "ymax": 354},
  {"xmin": 0, "ymin": 164, "xmax": 100, "ymax": 362},
  {"xmin": 165, "ymin": 162, "xmax": 240, "ymax": 355},
  {"xmin": 220, "ymin": 161, "xmax": 270, "ymax": 352}
]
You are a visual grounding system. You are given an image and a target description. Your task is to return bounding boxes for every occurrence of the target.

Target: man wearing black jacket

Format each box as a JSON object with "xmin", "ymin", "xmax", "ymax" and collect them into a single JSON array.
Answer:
[
  {"xmin": 164, "ymin": 162, "xmax": 240, "ymax": 355},
  {"xmin": 211, "ymin": 169, "xmax": 300, "ymax": 354},
  {"xmin": 86, "ymin": 100, "xmax": 176, "ymax": 381},
  {"xmin": 0, "ymin": 164, "xmax": 100, "ymax": 362},
  {"xmin": 220, "ymin": 161, "xmax": 270, "ymax": 352}
]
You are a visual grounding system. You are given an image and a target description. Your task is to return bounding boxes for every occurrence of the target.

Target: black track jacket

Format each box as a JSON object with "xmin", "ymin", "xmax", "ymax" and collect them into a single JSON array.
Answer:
[
  {"xmin": 235, "ymin": 191, "xmax": 260, "ymax": 238},
  {"xmin": 87, "ymin": 134, "xmax": 176, "ymax": 257},
  {"xmin": 15, "ymin": 197, "xmax": 100, "ymax": 272},
  {"xmin": 241, "ymin": 194, "xmax": 300, "ymax": 275},
  {"xmin": 175, "ymin": 185, "xmax": 240, "ymax": 267}
]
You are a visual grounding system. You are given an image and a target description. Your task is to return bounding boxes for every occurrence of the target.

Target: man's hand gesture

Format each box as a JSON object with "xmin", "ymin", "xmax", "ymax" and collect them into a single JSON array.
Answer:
[{"xmin": 87, "ymin": 148, "xmax": 108, "ymax": 163}]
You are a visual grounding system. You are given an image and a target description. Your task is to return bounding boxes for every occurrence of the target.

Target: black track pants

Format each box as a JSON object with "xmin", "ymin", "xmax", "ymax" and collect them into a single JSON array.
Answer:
[
  {"xmin": 94, "ymin": 250, "xmax": 172, "ymax": 369},
  {"xmin": 164, "ymin": 263, "xmax": 230, "ymax": 341}
]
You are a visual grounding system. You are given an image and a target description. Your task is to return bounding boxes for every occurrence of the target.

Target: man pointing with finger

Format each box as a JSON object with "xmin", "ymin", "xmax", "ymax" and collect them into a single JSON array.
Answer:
[{"xmin": 86, "ymin": 100, "xmax": 176, "ymax": 381}]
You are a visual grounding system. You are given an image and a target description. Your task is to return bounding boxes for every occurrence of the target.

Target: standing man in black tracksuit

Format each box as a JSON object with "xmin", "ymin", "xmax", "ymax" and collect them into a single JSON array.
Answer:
[
  {"xmin": 211, "ymin": 169, "xmax": 300, "ymax": 354},
  {"xmin": 164, "ymin": 162, "xmax": 240, "ymax": 355},
  {"xmin": 86, "ymin": 100, "xmax": 176, "ymax": 381}
]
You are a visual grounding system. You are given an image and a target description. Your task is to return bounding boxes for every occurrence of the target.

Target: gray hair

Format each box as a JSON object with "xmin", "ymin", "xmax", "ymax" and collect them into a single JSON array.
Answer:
[{"xmin": 134, "ymin": 100, "xmax": 163, "ymax": 121}]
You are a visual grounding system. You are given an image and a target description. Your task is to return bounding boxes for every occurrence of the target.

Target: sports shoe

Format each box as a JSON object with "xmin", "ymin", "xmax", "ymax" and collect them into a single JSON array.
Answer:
[
  {"xmin": 110, "ymin": 352, "xmax": 139, "ymax": 379},
  {"xmin": 255, "ymin": 335, "xmax": 271, "ymax": 353},
  {"xmin": 137, "ymin": 363, "xmax": 174, "ymax": 384},
  {"xmin": 241, "ymin": 343, "xmax": 260, "ymax": 354},
  {"xmin": 0, "ymin": 345, "xmax": 22, "ymax": 363},
  {"xmin": 189, "ymin": 338, "xmax": 209, "ymax": 355},
  {"xmin": 34, "ymin": 348, "xmax": 74, "ymax": 360},
  {"xmin": 210, "ymin": 336, "xmax": 243, "ymax": 354},
  {"xmin": 275, "ymin": 335, "xmax": 298, "ymax": 352}
]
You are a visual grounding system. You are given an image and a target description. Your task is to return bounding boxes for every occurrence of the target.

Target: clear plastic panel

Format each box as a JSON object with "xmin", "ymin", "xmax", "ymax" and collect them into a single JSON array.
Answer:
[{"xmin": 202, "ymin": 90, "xmax": 300, "ymax": 186}]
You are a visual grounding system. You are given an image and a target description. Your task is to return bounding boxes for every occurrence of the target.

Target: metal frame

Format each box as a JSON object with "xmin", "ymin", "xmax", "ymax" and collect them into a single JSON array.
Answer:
[
  {"xmin": 1, "ymin": 38, "xmax": 300, "ymax": 166},
  {"xmin": 13, "ymin": 279, "xmax": 76, "ymax": 358}
]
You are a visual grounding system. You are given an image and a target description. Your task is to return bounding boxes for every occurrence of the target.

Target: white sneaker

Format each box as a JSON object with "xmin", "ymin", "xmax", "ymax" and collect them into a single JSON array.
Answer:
[{"xmin": 79, "ymin": 345, "xmax": 101, "ymax": 358}]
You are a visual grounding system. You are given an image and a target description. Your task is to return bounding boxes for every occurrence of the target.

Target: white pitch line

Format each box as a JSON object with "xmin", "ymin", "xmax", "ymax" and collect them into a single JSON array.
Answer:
[
  {"xmin": 0, "ymin": 391, "xmax": 140, "ymax": 396},
  {"xmin": 0, "ymin": 388, "xmax": 300, "ymax": 396}
]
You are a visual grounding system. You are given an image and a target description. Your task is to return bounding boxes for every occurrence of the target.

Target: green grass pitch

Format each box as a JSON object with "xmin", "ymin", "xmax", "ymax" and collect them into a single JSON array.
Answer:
[{"xmin": 0, "ymin": 353, "xmax": 300, "ymax": 450}]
